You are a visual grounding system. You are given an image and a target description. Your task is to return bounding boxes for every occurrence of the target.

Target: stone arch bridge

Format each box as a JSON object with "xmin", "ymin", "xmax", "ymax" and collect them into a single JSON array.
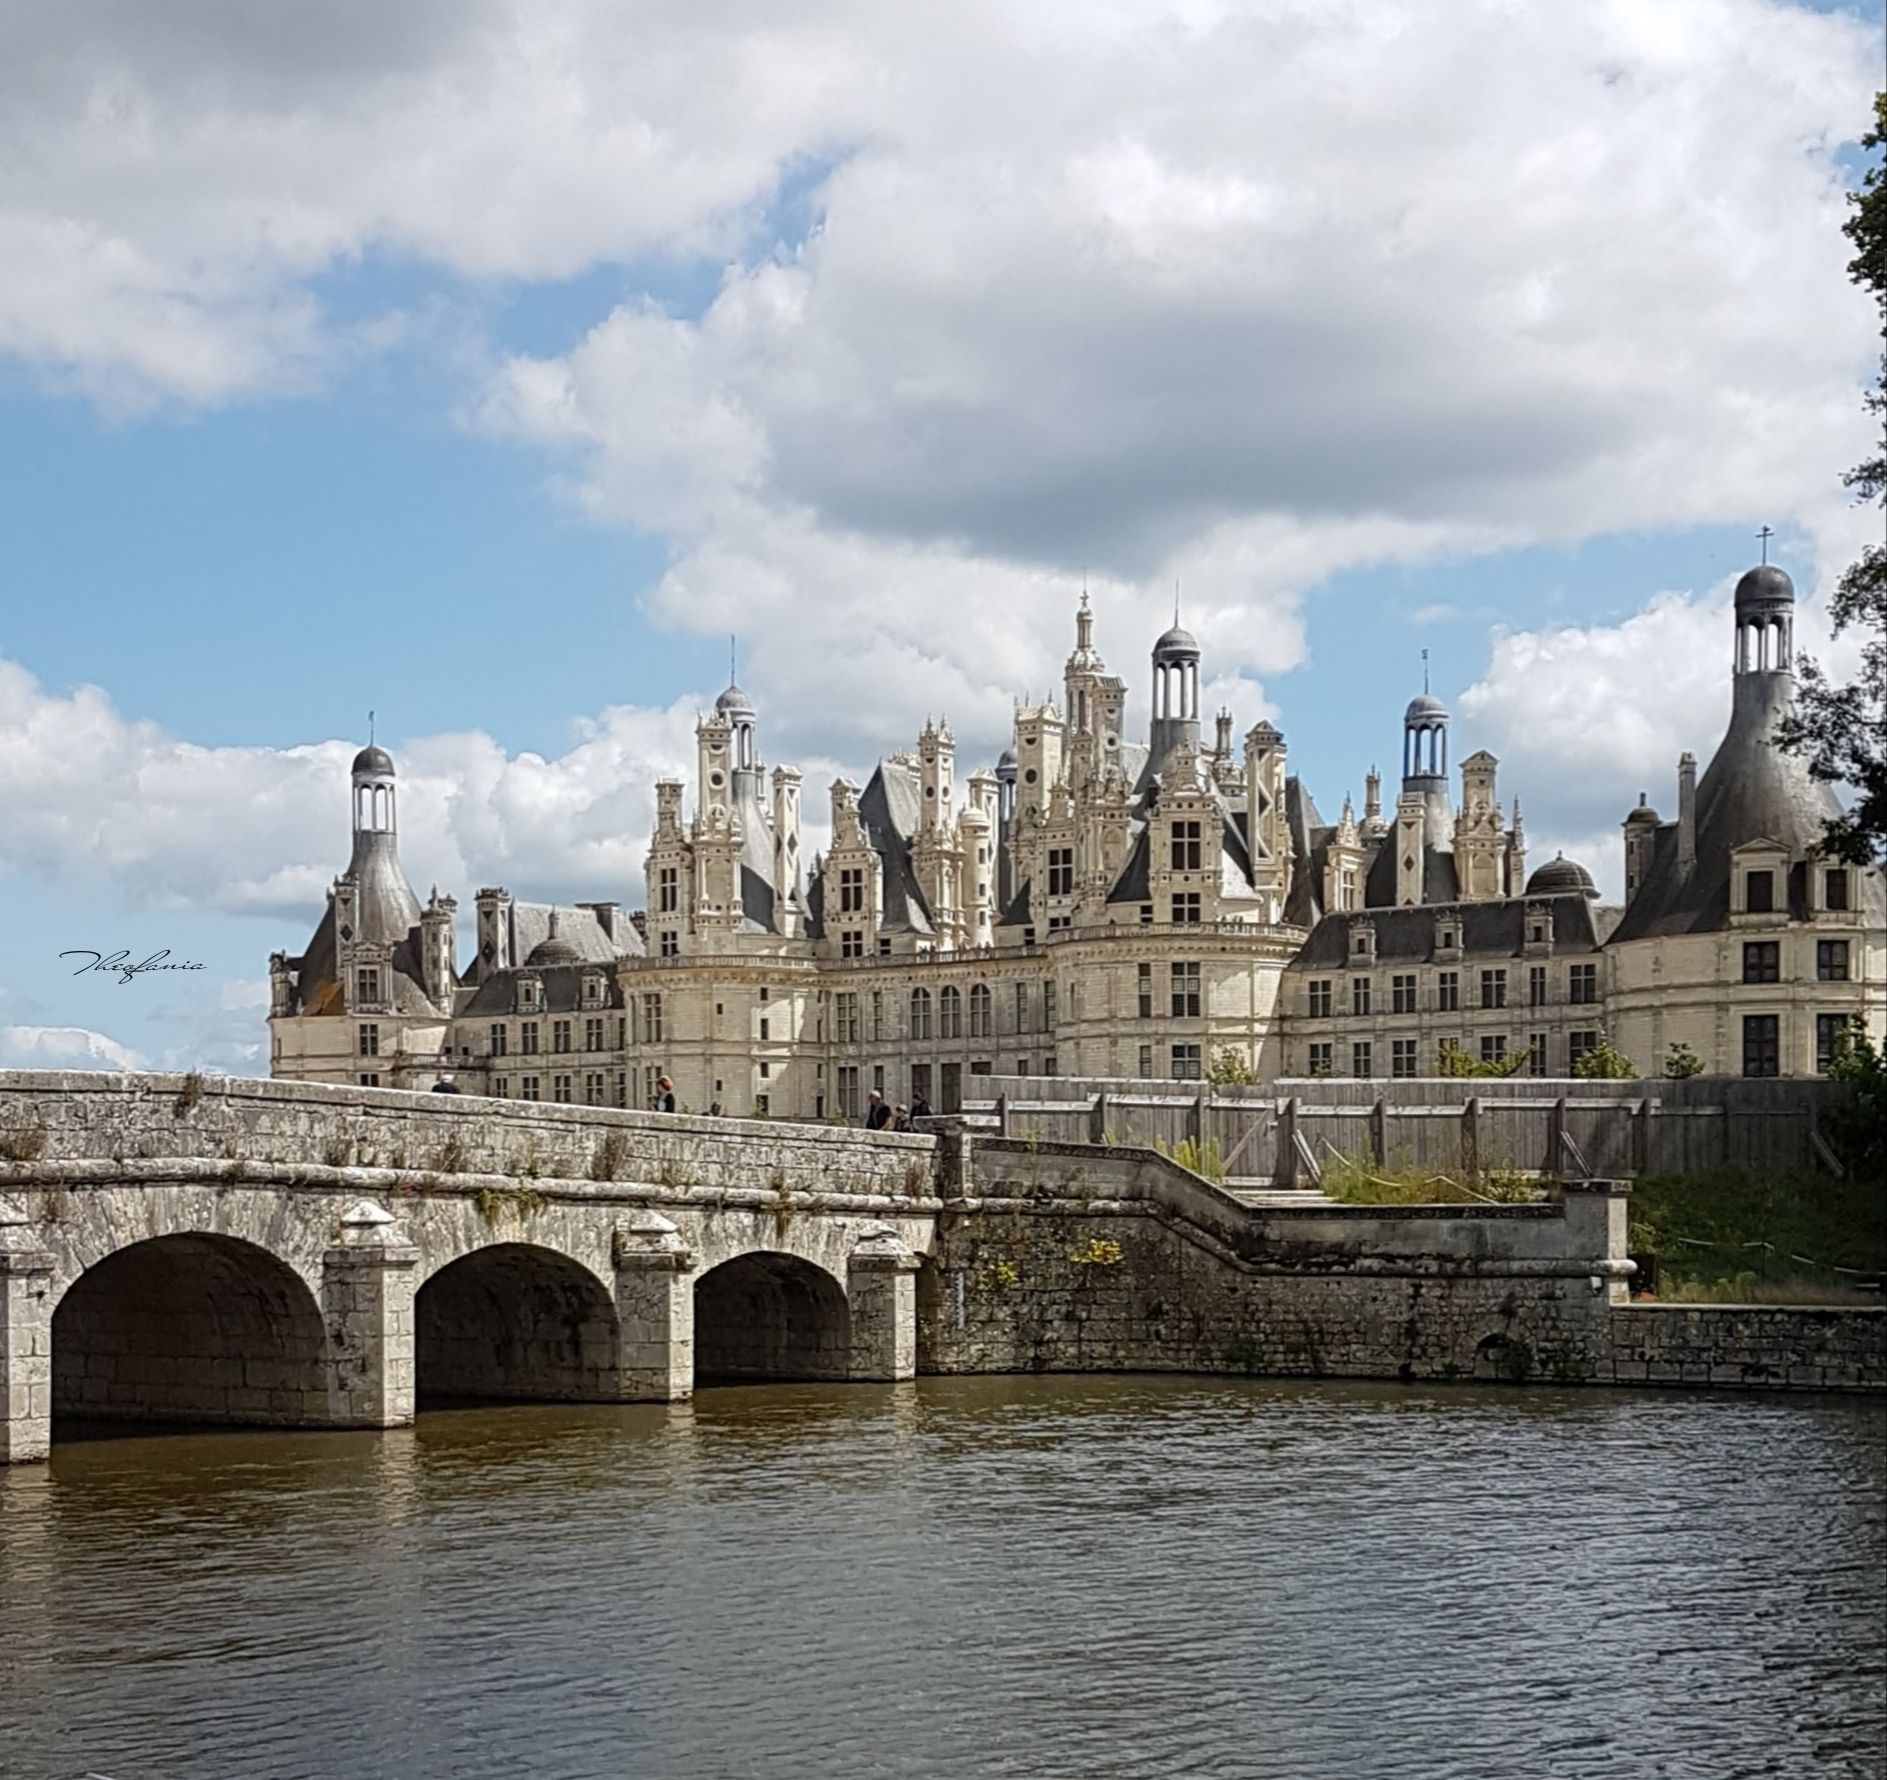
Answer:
[
  {"xmin": 7, "ymin": 1071, "xmax": 1857, "ymax": 1464},
  {"xmin": 0, "ymin": 1072, "xmax": 942, "ymax": 1464}
]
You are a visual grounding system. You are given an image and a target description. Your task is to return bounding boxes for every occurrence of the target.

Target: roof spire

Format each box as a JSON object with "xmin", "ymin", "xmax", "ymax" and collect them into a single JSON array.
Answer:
[
  {"xmin": 1756, "ymin": 523, "xmax": 1773, "ymax": 564},
  {"xmin": 368, "ymin": 709, "xmax": 375, "ymax": 746},
  {"xmin": 1422, "ymin": 648, "xmax": 1430, "ymax": 695}
]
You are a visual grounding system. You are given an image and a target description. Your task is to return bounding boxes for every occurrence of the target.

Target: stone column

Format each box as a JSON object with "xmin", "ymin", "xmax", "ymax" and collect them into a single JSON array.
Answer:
[
  {"xmin": 321, "ymin": 1199, "xmax": 420, "ymax": 1429},
  {"xmin": 0, "ymin": 1198, "xmax": 55, "ymax": 1465},
  {"xmin": 848, "ymin": 1226, "xmax": 921, "ymax": 1382},
  {"xmin": 1560, "ymin": 1179, "xmax": 1635, "ymax": 1306},
  {"xmin": 613, "ymin": 1210, "xmax": 697, "ymax": 1401}
]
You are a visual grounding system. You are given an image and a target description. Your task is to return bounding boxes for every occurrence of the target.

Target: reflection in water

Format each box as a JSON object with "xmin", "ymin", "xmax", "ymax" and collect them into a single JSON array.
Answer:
[{"xmin": 3, "ymin": 1378, "xmax": 1883, "ymax": 1780}]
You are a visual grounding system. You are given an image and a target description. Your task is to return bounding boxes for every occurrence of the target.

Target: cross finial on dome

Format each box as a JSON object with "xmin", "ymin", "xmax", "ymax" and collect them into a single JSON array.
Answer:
[{"xmin": 1756, "ymin": 524, "xmax": 1773, "ymax": 564}]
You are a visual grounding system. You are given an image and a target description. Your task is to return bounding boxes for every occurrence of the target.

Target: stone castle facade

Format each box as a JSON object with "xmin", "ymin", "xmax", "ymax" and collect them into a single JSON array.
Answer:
[{"xmin": 269, "ymin": 563, "xmax": 1884, "ymax": 1111}]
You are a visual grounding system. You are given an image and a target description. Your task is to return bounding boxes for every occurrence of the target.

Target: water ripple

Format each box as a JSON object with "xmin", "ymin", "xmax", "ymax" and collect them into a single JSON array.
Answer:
[{"xmin": 1, "ymin": 1378, "xmax": 1882, "ymax": 1780}]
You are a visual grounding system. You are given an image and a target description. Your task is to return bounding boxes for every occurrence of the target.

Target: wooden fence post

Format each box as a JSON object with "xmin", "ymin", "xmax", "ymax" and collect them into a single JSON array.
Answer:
[
  {"xmin": 1371, "ymin": 1099, "xmax": 1387, "ymax": 1169},
  {"xmin": 1462, "ymin": 1095, "xmax": 1480, "ymax": 1182},
  {"xmin": 1279, "ymin": 1096, "xmax": 1299, "ymax": 1189}
]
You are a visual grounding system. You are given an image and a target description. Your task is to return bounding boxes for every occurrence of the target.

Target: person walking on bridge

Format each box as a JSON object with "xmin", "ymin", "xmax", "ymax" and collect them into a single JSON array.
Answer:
[{"xmin": 865, "ymin": 1089, "xmax": 892, "ymax": 1130}]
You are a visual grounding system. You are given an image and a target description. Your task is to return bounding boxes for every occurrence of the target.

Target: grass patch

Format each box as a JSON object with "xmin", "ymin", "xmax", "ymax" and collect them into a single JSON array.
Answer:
[
  {"xmin": 1321, "ymin": 1163, "xmax": 1546, "ymax": 1206},
  {"xmin": 1630, "ymin": 1166, "xmax": 1885, "ymax": 1304}
]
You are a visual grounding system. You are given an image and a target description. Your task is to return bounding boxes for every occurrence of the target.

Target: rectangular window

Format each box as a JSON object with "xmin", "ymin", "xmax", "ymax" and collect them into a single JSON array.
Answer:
[
  {"xmin": 1392, "ymin": 973, "xmax": 1417, "ymax": 1014},
  {"xmin": 1745, "ymin": 869, "xmax": 1775, "ymax": 914},
  {"xmin": 358, "ymin": 1023, "xmax": 379, "ymax": 1058},
  {"xmin": 613, "ymin": 1072, "xmax": 627, "ymax": 1108},
  {"xmin": 1170, "ymin": 820, "xmax": 1203, "ymax": 872},
  {"xmin": 910, "ymin": 990, "xmax": 933, "ymax": 1040},
  {"xmin": 1137, "ymin": 1043, "xmax": 1153, "ymax": 1077},
  {"xmin": 971, "ymin": 1058, "xmax": 994, "ymax": 1077},
  {"xmin": 1047, "ymin": 847, "xmax": 1075, "ymax": 897},
  {"xmin": 358, "ymin": 1072, "xmax": 380, "ymax": 1088},
  {"xmin": 583, "ymin": 1072, "xmax": 604, "ymax": 1105},
  {"xmin": 1817, "ymin": 940, "xmax": 1849, "ymax": 982},
  {"xmin": 1568, "ymin": 963, "xmax": 1598, "ymax": 1005},
  {"xmin": 1170, "ymin": 892, "xmax": 1202, "ymax": 925},
  {"xmin": 1171, "ymin": 1043, "xmax": 1202, "ymax": 1080},
  {"xmin": 1351, "ymin": 1041, "xmax": 1373, "ymax": 1078},
  {"xmin": 872, "ymin": 1064, "xmax": 885, "ymax": 1096},
  {"xmin": 1307, "ymin": 1041, "xmax": 1334, "ymax": 1076},
  {"xmin": 1824, "ymin": 868, "xmax": 1850, "ymax": 912},
  {"xmin": 969, "ymin": 985, "xmax": 991, "ymax": 1037},
  {"xmin": 1817, "ymin": 1013, "xmax": 1856, "ymax": 1073},
  {"xmin": 1015, "ymin": 983, "xmax": 1030, "ymax": 1032},
  {"xmin": 1742, "ymin": 1014, "xmax": 1780, "ymax": 1079},
  {"xmin": 552, "ymin": 1019, "xmax": 572, "ymax": 1053},
  {"xmin": 1437, "ymin": 970, "xmax": 1460, "ymax": 1012},
  {"xmin": 520, "ymin": 1075, "xmax": 541, "ymax": 1101},
  {"xmin": 941, "ymin": 1061, "xmax": 962, "ymax": 1113},
  {"xmin": 1138, "ymin": 963, "xmax": 1154, "ymax": 1019},
  {"xmin": 659, "ymin": 930, "xmax": 678, "ymax": 958},
  {"xmin": 1139, "ymin": 903, "xmax": 1154, "ymax": 926},
  {"xmin": 1391, "ymin": 1037, "xmax": 1418, "ymax": 1078},
  {"xmin": 871, "ymin": 990, "xmax": 885, "ymax": 1040},
  {"xmin": 552, "ymin": 1073, "xmax": 572, "ymax": 1103},
  {"xmin": 657, "ymin": 866, "xmax": 679, "ymax": 914},
  {"xmin": 493, "ymin": 1077, "xmax": 509, "ymax": 1099},
  {"xmin": 911, "ymin": 1063, "xmax": 932, "ymax": 1107},
  {"xmin": 1528, "ymin": 1032, "xmax": 1549, "ymax": 1077},
  {"xmin": 1743, "ymin": 942, "xmax": 1781, "ymax": 984},
  {"xmin": 1479, "ymin": 1035, "xmax": 1508, "ymax": 1066},
  {"xmin": 1480, "ymin": 969, "xmax": 1507, "ymax": 1010},
  {"xmin": 838, "ymin": 1065, "xmax": 861, "ymax": 1121},
  {"xmin": 1569, "ymin": 1030, "xmax": 1599, "ymax": 1071},
  {"xmin": 1308, "ymin": 978, "xmax": 1333, "ymax": 1019},
  {"xmin": 1043, "ymin": 982, "xmax": 1057, "ymax": 1029},
  {"xmin": 640, "ymin": 994, "xmax": 663, "ymax": 1044},
  {"xmin": 841, "ymin": 929, "xmax": 864, "ymax": 959},
  {"xmin": 839, "ymin": 867, "xmax": 866, "ymax": 914},
  {"xmin": 1529, "ymin": 965, "xmax": 1548, "ymax": 1008},
  {"xmin": 837, "ymin": 993, "xmax": 859, "ymax": 1043},
  {"xmin": 1047, "ymin": 914, "xmax": 1072, "ymax": 933},
  {"xmin": 1171, "ymin": 961, "xmax": 1202, "ymax": 1018},
  {"xmin": 489, "ymin": 1023, "xmax": 508, "ymax": 1058},
  {"xmin": 355, "ymin": 966, "xmax": 381, "ymax": 1003},
  {"xmin": 1351, "ymin": 977, "xmax": 1371, "ymax": 1017},
  {"xmin": 519, "ymin": 1020, "xmax": 540, "ymax": 1054},
  {"xmin": 584, "ymin": 1016, "xmax": 605, "ymax": 1051}
]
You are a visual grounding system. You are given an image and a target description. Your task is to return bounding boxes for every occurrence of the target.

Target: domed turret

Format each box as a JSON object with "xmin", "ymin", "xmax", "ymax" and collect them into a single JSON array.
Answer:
[
  {"xmin": 1525, "ymin": 853, "xmax": 1598, "ymax": 899},
  {"xmin": 352, "ymin": 743, "xmax": 395, "ymax": 777},
  {"xmin": 715, "ymin": 682, "xmax": 756, "ymax": 718},
  {"xmin": 524, "ymin": 911, "xmax": 581, "ymax": 967},
  {"xmin": 1734, "ymin": 560, "xmax": 1794, "ymax": 676},
  {"xmin": 1153, "ymin": 623, "xmax": 1199, "ymax": 662}
]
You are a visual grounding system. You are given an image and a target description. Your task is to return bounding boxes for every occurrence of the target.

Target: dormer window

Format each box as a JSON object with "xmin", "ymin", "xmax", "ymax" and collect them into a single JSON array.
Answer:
[
  {"xmin": 517, "ymin": 978, "xmax": 542, "ymax": 1013},
  {"xmin": 581, "ymin": 973, "xmax": 603, "ymax": 1008},
  {"xmin": 1745, "ymin": 869, "xmax": 1775, "ymax": 914},
  {"xmin": 1824, "ymin": 868, "xmax": 1850, "ymax": 913},
  {"xmin": 354, "ymin": 966, "xmax": 381, "ymax": 1003},
  {"xmin": 1436, "ymin": 923, "xmax": 1460, "ymax": 953}
]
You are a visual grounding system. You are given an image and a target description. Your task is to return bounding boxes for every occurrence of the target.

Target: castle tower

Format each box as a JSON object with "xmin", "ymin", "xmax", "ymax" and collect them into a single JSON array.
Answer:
[
  {"xmin": 1145, "ymin": 620, "xmax": 1201, "ymax": 787},
  {"xmin": 771, "ymin": 765, "xmax": 803, "ymax": 939},
  {"xmin": 1453, "ymin": 749, "xmax": 1507, "ymax": 902}
]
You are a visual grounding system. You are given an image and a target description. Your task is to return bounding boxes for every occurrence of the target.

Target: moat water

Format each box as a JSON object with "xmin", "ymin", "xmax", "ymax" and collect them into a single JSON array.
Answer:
[{"xmin": 1, "ymin": 1377, "xmax": 1882, "ymax": 1780}]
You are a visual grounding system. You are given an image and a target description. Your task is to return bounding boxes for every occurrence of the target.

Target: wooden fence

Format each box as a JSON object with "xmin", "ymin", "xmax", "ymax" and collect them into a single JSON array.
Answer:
[{"xmin": 960, "ymin": 1074, "xmax": 1846, "ymax": 1183}]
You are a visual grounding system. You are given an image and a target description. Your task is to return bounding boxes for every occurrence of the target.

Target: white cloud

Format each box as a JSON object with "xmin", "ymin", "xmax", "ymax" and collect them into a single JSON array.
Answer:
[
  {"xmin": 0, "ymin": 1024, "xmax": 148, "ymax": 1071},
  {"xmin": 1458, "ymin": 575, "xmax": 1867, "ymax": 852},
  {"xmin": 0, "ymin": 654, "xmax": 705, "ymax": 922}
]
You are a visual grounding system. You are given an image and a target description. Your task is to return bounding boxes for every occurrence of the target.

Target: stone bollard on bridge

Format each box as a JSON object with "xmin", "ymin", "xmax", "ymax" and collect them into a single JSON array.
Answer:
[
  {"xmin": 847, "ymin": 1226, "xmax": 921, "ymax": 1382},
  {"xmin": 1559, "ymin": 1179, "xmax": 1636, "ymax": 1307},
  {"xmin": 613, "ymin": 1210, "xmax": 698, "ymax": 1401},
  {"xmin": 322, "ymin": 1200, "xmax": 421, "ymax": 1429},
  {"xmin": 0, "ymin": 1197, "xmax": 55, "ymax": 1464}
]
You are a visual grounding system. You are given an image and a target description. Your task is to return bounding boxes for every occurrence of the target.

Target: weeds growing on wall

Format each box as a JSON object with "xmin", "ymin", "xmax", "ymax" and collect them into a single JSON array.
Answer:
[
  {"xmin": 591, "ymin": 1129, "xmax": 629, "ymax": 1182},
  {"xmin": 431, "ymin": 1137, "xmax": 470, "ymax": 1175},
  {"xmin": 1154, "ymin": 1135, "xmax": 1226, "ymax": 1184},
  {"xmin": 473, "ymin": 1184, "xmax": 548, "ymax": 1227},
  {"xmin": 1320, "ymin": 1163, "xmax": 1547, "ymax": 1206},
  {"xmin": 171, "ymin": 1071, "xmax": 206, "ymax": 1117}
]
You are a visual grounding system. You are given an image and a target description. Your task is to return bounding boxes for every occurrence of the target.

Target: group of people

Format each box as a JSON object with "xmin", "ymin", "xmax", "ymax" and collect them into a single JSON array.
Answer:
[{"xmin": 863, "ymin": 1089, "xmax": 929, "ymax": 1132}]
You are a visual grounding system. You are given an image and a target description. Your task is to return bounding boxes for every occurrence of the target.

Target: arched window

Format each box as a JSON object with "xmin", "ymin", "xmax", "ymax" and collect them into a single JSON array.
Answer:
[
  {"xmin": 909, "ymin": 987, "xmax": 933, "ymax": 1040},
  {"xmin": 969, "ymin": 982, "xmax": 992, "ymax": 1038},
  {"xmin": 939, "ymin": 985, "xmax": 962, "ymax": 1039}
]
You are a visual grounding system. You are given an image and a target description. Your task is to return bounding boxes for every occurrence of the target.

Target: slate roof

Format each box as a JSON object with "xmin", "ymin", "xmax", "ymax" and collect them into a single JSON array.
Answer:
[
  {"xmin": 459, "ymin": 961, "xmax": 627, "ymax": 1017},
  {"xmin": 1289, "ymin": 891, "xmax": 1605, "ymax": 970},
  {"xmin": 1608, "ymin": 670, "xmax": 1882, "ymax": 941},
  {"xmin": 287, "ymin": 830, "xmax": 437, "ymax": 1016}
]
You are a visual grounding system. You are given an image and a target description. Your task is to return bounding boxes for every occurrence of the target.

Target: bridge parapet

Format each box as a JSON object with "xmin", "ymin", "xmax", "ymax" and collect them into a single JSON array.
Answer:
[{"xmin": 0, "ymin": 1071, "xmax": 935, "ymax": 1202}]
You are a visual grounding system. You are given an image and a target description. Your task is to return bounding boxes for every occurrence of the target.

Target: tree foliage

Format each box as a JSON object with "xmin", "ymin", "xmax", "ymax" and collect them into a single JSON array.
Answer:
[
  {"xmin": 1663, "ymin": 1042, "xmax": 1704, "ymax": 1079},
  {"xmin": 1207, "ymin": 1046, "xmax": 1257, "ymax": 1086},
  {"xmin": 1436, "ymin": 1041, "xmax": 1526, "ymax": 1078},
  {"xmin": 1824, "ymin": 1026, "xmax": 1887, "ymax": 1178},
  {"xmin": 1573, "ymin": 1038, "xmax": 1637, "ymax": 1080},
  {"xmin": 1779, "ymin": 91, "xmax": 1887, "ymax": 866}
]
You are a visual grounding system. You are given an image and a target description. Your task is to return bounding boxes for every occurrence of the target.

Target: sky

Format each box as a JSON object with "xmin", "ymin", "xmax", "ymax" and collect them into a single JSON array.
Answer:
[{"xmin": 0, "ymin": 0, "xmax": 1881, "ymax": 1076}]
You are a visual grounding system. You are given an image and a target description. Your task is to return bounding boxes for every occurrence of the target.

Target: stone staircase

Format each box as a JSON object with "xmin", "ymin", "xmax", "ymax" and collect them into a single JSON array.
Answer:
[{"xmin": 1220, "ymin": 1177, "xmax": 1337, "ymax": 1210}]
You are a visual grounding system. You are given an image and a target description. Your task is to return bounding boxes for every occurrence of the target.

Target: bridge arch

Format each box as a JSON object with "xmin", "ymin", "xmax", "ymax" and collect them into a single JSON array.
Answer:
[
  {"xmin": 693, "ymin": 1250, "xmax": 852, "ymax": 1383},
  {"xmin": 416, "ymin": 1242, "xmax": 622, "ymax": 1403},
  {"xmin": 52, "ymin": 1232, "xmax": 329, "ymax": 1430}
]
